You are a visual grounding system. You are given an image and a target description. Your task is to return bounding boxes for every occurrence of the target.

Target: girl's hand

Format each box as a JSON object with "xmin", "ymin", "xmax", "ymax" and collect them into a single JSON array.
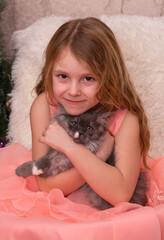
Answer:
[
  {"xmin": 96, "ymin": 132, "xmax": 114, "ymax": 162},
  {"xmin": 39, "ymin": 121, "xmax": 114, "ymax": 161},
  {"xmin": 39, "ymin": 121, "xmax": 74, "ymax": 153}
]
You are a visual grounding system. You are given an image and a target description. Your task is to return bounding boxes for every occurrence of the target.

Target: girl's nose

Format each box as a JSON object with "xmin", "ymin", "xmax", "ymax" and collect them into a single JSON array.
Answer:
[{"xmin": 68, "ymin": 81, "xmax": 81, "ymax": 96}]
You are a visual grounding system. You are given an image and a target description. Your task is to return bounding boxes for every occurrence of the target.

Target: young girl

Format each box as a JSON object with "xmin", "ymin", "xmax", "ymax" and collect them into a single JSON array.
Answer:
[
  {"xmin": 31, "ymin": 17, "xmax": 148, "ymax": 205},
  {"xmin": 0, "ymin": 17, "xmax": 163, "ymax": 239}
]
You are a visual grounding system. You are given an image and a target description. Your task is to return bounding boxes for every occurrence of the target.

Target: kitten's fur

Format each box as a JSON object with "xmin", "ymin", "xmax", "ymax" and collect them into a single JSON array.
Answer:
[{"xmin": 15, "ymin": 105, "xmax": 147, "ymax": 209}]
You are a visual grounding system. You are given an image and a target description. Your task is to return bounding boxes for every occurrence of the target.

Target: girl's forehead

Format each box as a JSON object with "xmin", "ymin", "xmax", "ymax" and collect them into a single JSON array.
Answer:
[
  {"xmin": 53, "ymin": 47, "xmax": 93, "ymax": 73},
  {"xmin": 55, "ymin": 47, "xmax": 80, "ymax": 63}
]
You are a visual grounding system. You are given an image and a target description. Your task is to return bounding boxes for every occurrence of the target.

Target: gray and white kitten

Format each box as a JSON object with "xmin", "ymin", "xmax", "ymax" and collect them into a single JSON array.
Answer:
[{"xmin": 15, "ymin": 105, "xmax": 147, "ymax": 209}]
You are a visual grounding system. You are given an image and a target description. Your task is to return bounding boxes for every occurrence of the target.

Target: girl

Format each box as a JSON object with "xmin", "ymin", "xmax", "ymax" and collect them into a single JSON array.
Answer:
[
  {"xmin": 0, "ymin": 17, "xmax": 163, "ymax": 239},
  {"xmin": 32, "ymin": 17, "xmax": 148, "ymax": 206}
]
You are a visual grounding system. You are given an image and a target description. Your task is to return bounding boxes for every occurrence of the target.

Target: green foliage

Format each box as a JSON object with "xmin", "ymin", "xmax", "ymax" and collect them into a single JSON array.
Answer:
[
  {"xmin": 0, "ymin": 0, "xmax": 13, "ymax": 139},
  {"xmin": 0, "ymin": 49, "xmax": 12, "ymax": 137},
  {"xmin": 0, "ymin": 0, "xmax": 5, "ymax": 13}
]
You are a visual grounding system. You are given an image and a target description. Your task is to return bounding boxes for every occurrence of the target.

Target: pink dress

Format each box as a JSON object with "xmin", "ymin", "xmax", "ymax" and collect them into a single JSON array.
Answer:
[{"xmin": 0, "ymin": 108, "xmax": 163, "ymax": 240}]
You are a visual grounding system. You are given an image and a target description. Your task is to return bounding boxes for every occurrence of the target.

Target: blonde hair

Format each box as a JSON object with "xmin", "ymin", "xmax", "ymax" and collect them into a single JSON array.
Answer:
[{"xmin": 35, "ymin": 17, "xmax": 150, "ymax": 168}]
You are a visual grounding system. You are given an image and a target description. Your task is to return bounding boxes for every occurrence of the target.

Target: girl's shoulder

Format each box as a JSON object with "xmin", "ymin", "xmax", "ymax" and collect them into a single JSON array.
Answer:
[
  {"xmin": 31, "ymin": 92, "xmax": 48, "ymax": 111},
  {"xmin": 30, "ymin": 92, "xmax": 56, "ymax": 116},
  {"xmin": 108, "ymin": 109, "xmax": 140, "ymax": 142},
  {"xmin": 30, "ymin": 92, "xmax": 51, "ymax": 159},
  {"xmin": 108, "ymin": 108, "xmax": 128, "ymax": 136},
  {"xmin": 30, "ymin": 92, "xmax": 51, "ymax": 128}
]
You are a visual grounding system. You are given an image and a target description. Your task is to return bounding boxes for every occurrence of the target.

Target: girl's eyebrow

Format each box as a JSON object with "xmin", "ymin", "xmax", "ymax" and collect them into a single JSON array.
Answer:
[
  {"xmin": 53, "ymin": 69, "xmax": 68, "ymax": 74},
  {"xmin": 53, "ymin": 69, "xmax": 95, "ymax": 77}
]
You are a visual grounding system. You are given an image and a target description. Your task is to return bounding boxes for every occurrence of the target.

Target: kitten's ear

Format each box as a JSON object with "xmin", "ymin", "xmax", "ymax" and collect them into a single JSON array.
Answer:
[
  {"xmin": 53, "ymin": 104, "xmax": 67, "ymax": 121},
  {"xmin": 97, "ymin": 112, "xmax": 111, "ymax": 126},
  {"xmin": 58, "ymin": 104, "xmax": 67, "ymax": 114},
  {"xmin": 53, "ymin": 104, "xmax": 69, "ymax": 130}
]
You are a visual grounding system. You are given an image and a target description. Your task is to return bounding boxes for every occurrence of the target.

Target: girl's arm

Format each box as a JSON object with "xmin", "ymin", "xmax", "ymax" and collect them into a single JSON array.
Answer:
[
  {"xmin": 31, "ymin": 93, "xmax": 113, "ymax": 194},
  {"xmin": 40, "ymin": 111, "xmax": 141, "ymax": 206},
  {"xmin": 30, "ymin": 92, "xmax": 85, "ymax": 194}
]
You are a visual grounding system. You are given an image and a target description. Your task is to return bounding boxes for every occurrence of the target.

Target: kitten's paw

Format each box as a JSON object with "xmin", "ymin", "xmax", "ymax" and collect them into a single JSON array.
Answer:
[
  {"xmin": 15, "ymin": 161, "xmax": 34, "ymax": 178},
  {"xmin": 15, "ymin": 162, "xmax": 44, "ymax": 178},
  {"xmin": 32, "ymin": 165, "xmax": 43, "ymax": 176}
]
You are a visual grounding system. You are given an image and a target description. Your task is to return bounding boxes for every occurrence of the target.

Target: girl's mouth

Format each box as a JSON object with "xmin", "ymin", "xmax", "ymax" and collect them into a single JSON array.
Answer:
[{"xmin": 64, "ymin": 99, "xmax": 86, "ymax": 104}]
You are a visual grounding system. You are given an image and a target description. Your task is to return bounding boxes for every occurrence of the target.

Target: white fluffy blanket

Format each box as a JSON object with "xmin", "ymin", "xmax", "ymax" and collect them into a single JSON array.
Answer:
[{"xmin": 7, "ymin": 15, "xmax": 164, "ymax": 157}]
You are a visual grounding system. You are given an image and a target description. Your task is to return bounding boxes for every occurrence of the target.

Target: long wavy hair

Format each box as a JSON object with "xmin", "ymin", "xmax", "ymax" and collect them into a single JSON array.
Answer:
[{"xmin": 35, "ymin": 17, "xmax": 150, "ymax": 169}]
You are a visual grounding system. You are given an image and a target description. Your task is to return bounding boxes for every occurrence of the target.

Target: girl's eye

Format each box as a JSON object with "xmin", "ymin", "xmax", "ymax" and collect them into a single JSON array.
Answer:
[
  {"xmin": 87, "ymin": 126, "xmax": 93, "ymax": 132},
  {"xmin": 84, "ymin": 76, "xmax": 95, "ymax": 82},
  {"xmin": 58, "ymin": 74, "xmax": 68, "ymax": 79}
]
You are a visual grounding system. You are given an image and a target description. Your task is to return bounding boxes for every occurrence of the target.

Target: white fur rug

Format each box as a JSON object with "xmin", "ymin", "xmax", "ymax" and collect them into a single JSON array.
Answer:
[{"xmin": 7, "ymin": 15, "xmax": 164, "ymax": 157}]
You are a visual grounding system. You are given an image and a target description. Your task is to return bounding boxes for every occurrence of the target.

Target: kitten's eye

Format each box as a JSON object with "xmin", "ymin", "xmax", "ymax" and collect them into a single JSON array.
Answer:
[
  {"xmin": 87, "ymin": 126, "xmax": 93, "ymax": 132},
  {"xmin": 71, "ymin": 121, "xmax": 77, "ymax": 126}
]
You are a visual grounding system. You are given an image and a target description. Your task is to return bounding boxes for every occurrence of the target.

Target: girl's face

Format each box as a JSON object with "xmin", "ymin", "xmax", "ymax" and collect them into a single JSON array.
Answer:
[{"xmin": 52, "ymin": 48, "xmax": 99, "ymax": 115}]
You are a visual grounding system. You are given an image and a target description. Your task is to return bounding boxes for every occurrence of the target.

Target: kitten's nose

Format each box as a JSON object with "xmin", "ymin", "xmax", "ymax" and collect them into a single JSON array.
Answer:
[
  {"xmin": 74, "ymin": 131, "xmax": 79, "ymax": 138},
  {"xmin": 79, "ymin": 131, "xmax": 84, "ymax": 136}
]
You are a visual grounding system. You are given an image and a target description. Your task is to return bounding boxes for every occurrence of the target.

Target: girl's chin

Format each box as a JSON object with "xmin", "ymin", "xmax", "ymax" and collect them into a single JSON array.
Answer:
[
  {"xmin": 61, "ymin": 106, "xmax": 87, "ymax": 115},
  {"xmin": 58, "ymin": 100, "xmax": 99, "ymax": 115},
  {"xmin": 64, "ymin": 108, "xmax": 85, "ymax": 116}
]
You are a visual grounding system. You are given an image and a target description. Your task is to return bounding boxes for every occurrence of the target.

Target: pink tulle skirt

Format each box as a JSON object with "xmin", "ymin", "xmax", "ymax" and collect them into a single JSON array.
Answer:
[{"xmin": 0, "ymin": 143, "xmax": 164, "ymax": 240}]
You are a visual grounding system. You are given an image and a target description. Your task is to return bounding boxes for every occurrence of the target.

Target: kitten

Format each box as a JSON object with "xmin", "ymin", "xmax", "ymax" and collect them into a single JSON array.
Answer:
[{"xmin": 15, "ymin": 105, "xmax": 147, "ymax": 209}]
